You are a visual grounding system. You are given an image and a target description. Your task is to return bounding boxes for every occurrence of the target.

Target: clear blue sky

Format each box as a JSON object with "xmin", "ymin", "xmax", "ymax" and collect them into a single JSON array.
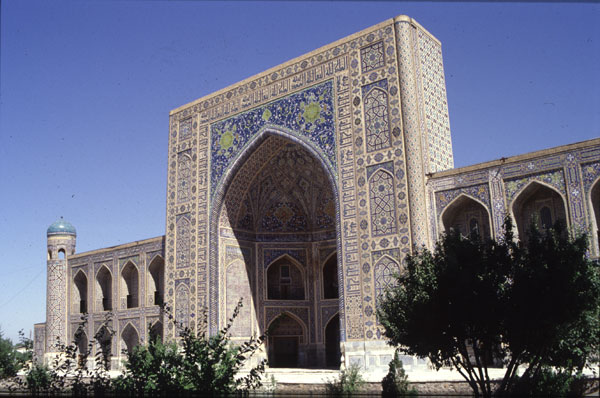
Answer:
[{"xmin": 0, "ymin": 1, "xmax": 598, "ymax": 342}]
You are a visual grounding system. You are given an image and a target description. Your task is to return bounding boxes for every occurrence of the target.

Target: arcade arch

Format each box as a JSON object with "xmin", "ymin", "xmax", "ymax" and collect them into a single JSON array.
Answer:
[
  {"xmin": 121, "ymin": 261, "xmax": 139, "ymax": 309},
  {"xmin": 96, "ymin": 266, "xmax": 112, "ymax": 311},
  {"xmin": 73, "ymin": 270, "xmax": 88, "ymax": 314},
  {"xmin": 511, "ymin": 181, "xmax": 568, "ymax": 239},
  {"xmin": 440, "ymin": 194, "xmax": 492, "ymax": 240},
  {"xmin": 121, "ymin": 323, "xmax": 139, "ymax": 355},
  {"xmin": 148, "ymin": 255, "xmax": 164, "ymax": 306}
]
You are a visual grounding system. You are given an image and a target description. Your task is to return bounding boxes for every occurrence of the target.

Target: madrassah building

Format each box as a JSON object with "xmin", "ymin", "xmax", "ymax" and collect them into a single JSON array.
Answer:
[{"xmin": 34, "ymin": 15, "xmax": 600, "ymax": 372}]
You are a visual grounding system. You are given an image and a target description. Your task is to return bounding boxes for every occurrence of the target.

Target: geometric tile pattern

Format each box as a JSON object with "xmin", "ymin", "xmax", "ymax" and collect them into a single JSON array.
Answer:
[
  {"xmin": 504, "ymin": 169, "xmax": 566, "ymax": 203},
  {"xmin": 362, "ymin": 80, "xmax": 391, "ymax": 152},
  {"xmin": 177, "ymin": 152, "xmax": 192, "ymax": 203},
  {"xmin": 369, "ymin": 169, "xmax": 397, "ymax": 236},
  {"xmin": 209, "ymin": 80, "xmax": 335, "ymax": 197},
  {"xmin": 373, "ymin": 255, "xmax": 401, "ymax": 316},
  {"xmin": 360, "ymin": 41, "xmax": 385, "ymax": 73},
  {"xmin": 176, "ymin": 215, "xmax": 191, "ymax": 269},
  {"xmin": 435, "ymin": 184, "xmax": 491, "ymax": 220},
  {"xmin": 417, "ymin": 29, "xmax": 453, "ymax": 172}
]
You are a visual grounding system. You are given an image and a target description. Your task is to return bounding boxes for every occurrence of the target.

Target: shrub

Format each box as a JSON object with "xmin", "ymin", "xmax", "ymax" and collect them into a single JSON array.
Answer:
[
  {"xmin": 24, "ymin": 363, "xmax": 51, "ymax": 396},
  {"xmin": 326, "ymin": 363, "xmax": 365, "ymax": 396},
  {"xmin": 114, "ymin": 299, "xmax": 267, "ymax": 396},
  {"xmin": 509, "ymin": 366, "xmax": 581, "ymax": 397},
  {"xmin": 381, "ymin": 350, "xmax": 417, "ymax": 397}
]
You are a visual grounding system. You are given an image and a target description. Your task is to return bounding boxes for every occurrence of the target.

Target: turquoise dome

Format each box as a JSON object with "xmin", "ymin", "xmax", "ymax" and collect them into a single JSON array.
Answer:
[{"xmin": 47, "ymin": 217, "xmax": 76, "ymax": 236}]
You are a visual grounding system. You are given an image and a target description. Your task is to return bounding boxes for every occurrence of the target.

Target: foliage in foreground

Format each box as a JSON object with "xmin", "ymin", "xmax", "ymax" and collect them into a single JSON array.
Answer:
[
  {"xmin": 0, "ymin": 329, "xmax": 31, "ymax": 379},
  {"xmin": 18, "ymin": 313, "xmax": 115, "ymax": 396},
  {"xmin": 325, "ymin": 363, "xmax": 365, "ymax": 397},
  {"xmin": 114, "ymin": 299, "xmax": 267, "ymax": 396},
  {"xmin": 378, "ymin": 219, "xmax": 600, "ymax": 398},
  {"xmin": 19, "ymin": 299, "xmax": 266, "ymax": 396},
  {"xmin": 381, "ymin": 349, "xmax": 417, "ymax": 397}
]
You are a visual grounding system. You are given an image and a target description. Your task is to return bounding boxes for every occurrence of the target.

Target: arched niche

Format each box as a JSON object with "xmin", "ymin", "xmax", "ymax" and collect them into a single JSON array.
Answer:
[
  {"xmin": 148, "ymin": 255, "xmax": 164, "ymax": 306},
  {"xmin": 94, "ymin": 325, "xmax": 112, "ymax": 369},
  {"xmin": 440, "ymin": 194, "xmax": 492, "ymax": 240},
  {"xmin": 590, "ymin": 178, "xmax": 600, "ymax": 255},
  {"xmin": 74, "ymin": 328, "xmax": 88, "ymax": 366},
  {"xmin": 266, "ymin": 256, "xmax": 305, "ymax": 301},
  {"xmin": 120, "ymin": 323, "xmax": 139, "ymax": 355},
  {"xmin": 325, "ymin": 313, "xmax": 341, "ymax": 368},
  {"xmin": 267, "ymin": 313, "xmax": 306, "ymax": 368},
  {"xmin": 322, "ymin": 252, "xmax": 338, "ymax": 300},
  {"xmin": 73, "ymin": 270, "xmax": 88, "ymax": 314},
  {"xmin": 211, "ymin": 129, "xmax": 342, "ymax": 369},
  {"xmin": 96, "ymin": 266, "xmax": 112, "ymax": 311},
  {"xmin": 511, "ymin": 181, "xmax": 568, "ymax": 239},
  {"xmin": 121, "ymin": 261, "xmax": 139, "ymax": 309},
  {"xmin": 149, "ymin": 321, "xmax": 163, "ymax": 343}
]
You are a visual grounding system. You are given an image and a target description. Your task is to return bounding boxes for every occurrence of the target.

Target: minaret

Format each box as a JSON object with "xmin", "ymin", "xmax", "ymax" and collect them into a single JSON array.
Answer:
[{"xmin": 45, "ymin": 217, "xmax": 76, "ymax": 359}]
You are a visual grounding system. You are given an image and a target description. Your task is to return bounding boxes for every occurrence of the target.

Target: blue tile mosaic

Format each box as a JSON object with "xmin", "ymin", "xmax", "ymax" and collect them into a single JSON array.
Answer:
[{"xmin": 210, "ymin": 80, "xmax": 336, "ymax": 197}]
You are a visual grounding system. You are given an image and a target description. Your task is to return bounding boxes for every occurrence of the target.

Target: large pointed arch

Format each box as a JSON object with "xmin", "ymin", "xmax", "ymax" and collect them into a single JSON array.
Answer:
[
  {"xmin": 208, "ymin": 126, "xmax": 344, "ymax": 339},
  {"xmin": 439, "ymin": 193, "xmax": 493, "ymax": 240},
  {"xmin": 511, "ymin": 180, "xmax": 569, "ymax": 239}
]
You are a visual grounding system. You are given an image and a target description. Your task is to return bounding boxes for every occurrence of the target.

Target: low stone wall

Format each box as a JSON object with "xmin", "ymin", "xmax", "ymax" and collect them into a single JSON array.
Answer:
[{"xmin": 271, "ymin": 380, "xmax": 476, "ymax": 395}]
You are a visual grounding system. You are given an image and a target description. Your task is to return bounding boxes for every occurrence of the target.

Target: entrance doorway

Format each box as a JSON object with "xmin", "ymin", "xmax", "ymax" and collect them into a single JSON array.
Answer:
[{"xmin": 268, "ymin": 314, "xmax": 304, "ymax": 368}]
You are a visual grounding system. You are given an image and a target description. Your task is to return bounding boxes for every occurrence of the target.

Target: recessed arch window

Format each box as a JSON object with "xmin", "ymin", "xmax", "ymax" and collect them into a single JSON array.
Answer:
[
  {"xmin": 149, "ymin": 321, "xmax": 163, "ymax": 343},
  {"xmin": 121, "ymin": 324, "xmax": 139, "ymax": 355},
  {"xmin": 96, "ymin": 266, "xmax": 112, "ymax": 311},
  {"xmin": 441, "ymin": 195, "xmax": 492, "ymax": 240},
  {"xmin": 121, "ymin": 262, "xmax": 139, "ymax": 309},
  {"xmin": 95, "ymin": 325, "xmax": 112, "ymax": 369},
  {"xmin": 148, "ymin": 256, "xmax": 164, "ymax": 306},
  {"xmin": 267, "ymin": 257, "xmax": 304, "ymax": 300},
  {"xmin": 73, "ymin": 271, "xmax": 88, "ymax": 314},
  {"xmin": 512, "ymin": 182, "xmax": 567, "ymax": 239}
]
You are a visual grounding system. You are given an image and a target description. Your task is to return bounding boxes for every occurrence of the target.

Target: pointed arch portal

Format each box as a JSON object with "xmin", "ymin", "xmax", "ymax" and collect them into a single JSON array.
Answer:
[
  {"xmin": 512, "ymin": 181, "xmax": 568, "ymax": 239},
  {"xmin": 212, "ymin": 131, "xmax": 342, "ymax": 368}
]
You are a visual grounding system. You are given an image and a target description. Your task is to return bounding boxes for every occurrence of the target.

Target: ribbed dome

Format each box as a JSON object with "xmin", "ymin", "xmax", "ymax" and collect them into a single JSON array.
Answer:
[{"xmin": 47, "ymin": 217, "xmax": 76, "ymax": 236}]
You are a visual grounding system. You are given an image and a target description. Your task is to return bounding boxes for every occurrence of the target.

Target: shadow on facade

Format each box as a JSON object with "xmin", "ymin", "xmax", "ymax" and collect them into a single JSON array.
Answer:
[{"xmin": 218, "ymin": 133, "xmax": 341, "ymax": 369}]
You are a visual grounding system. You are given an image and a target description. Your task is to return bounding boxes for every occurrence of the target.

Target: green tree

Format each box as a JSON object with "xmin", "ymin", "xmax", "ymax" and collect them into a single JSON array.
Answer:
[
  {"xmin": 378, "ymin": 219, "xmax": 600, "ymax": 398},
  {"xmin": 0, "ymin": 328, "xmax": 30, "ymax": 378},
  {"xmin": 114, "ymin": 299, "xmax": 266, "ymax": 396}
]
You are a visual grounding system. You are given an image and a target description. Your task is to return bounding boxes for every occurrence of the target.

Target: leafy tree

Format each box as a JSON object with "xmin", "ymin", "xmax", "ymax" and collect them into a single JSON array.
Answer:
[
  {"xmin": 114, "ymin": 299, "xmax": 267, "ymax": 396},
  {"xmin": 378, "ymin": 219, "xmax": 600, "ymax": 398},
  {"xmin": 0, "ymin": 328, "xmax": 30, "ymax": 378}
]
